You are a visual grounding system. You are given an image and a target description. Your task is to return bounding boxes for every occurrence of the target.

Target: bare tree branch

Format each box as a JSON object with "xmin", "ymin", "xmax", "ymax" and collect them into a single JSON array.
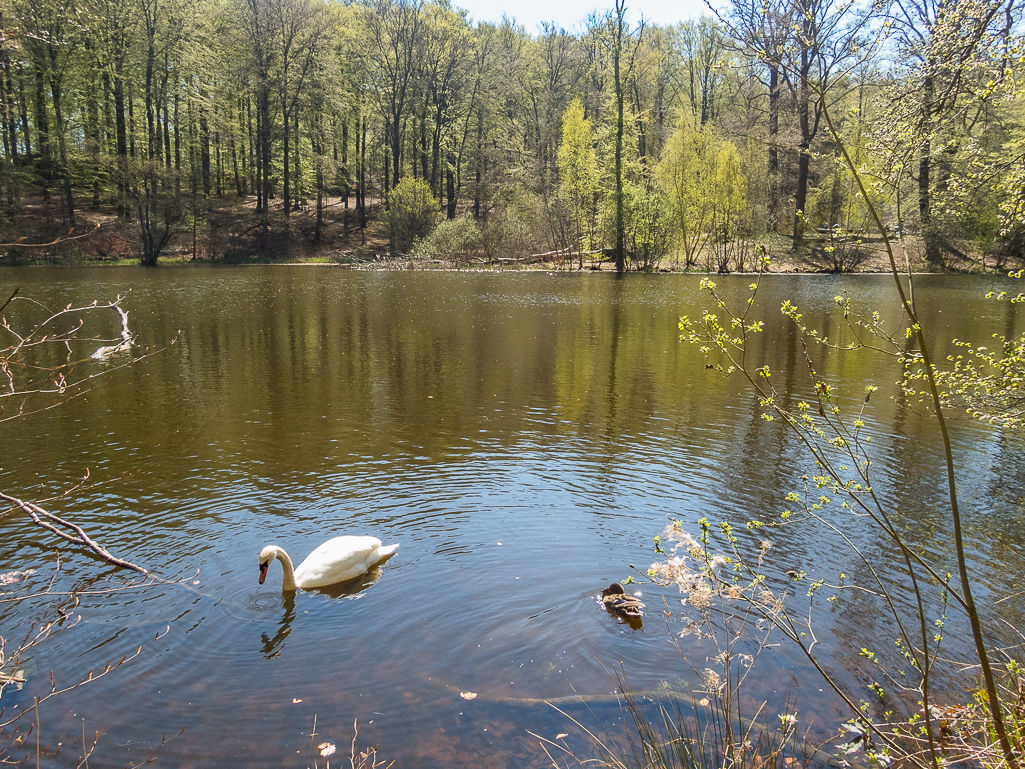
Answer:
[{"xmin": 0, "ymin": 493, "xmax": 147, "ymax": 574}]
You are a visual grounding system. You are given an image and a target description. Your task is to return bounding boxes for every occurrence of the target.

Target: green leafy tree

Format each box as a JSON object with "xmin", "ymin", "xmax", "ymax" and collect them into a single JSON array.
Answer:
[
  {"xmin": 872, "ymin": 0, "xmax": 1019, "ymax": 267},
  {"xmin": 388, "ymin": 176, "xmax": 438, "ymax": 253},
  {"xmin": 557, "ymin": 98, "xmax": 600, "ymax": 265},
  {"xmin": 706, "ymin": 138, "xmax": 748, "ymax": 272},
  {"xmin": 624, "ymin": 172, "xmax": 672, "ymax": 268},
  {"xmin": 657, "ymin": 118, "xmax": 714, "ymax": 267},
  {"xmin": 657, "ymin": 118, "xmax": 747, "ymax": 271},
  {"xmin": 601, "ymin": 0, "xmax": 642, "ymax": 273}
]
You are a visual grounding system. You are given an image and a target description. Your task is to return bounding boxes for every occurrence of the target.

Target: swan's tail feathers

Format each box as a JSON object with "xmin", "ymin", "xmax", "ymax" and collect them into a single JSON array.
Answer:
[{"xmin": 378, "ymin": 543, "xmax": 400, "ymax": 557}]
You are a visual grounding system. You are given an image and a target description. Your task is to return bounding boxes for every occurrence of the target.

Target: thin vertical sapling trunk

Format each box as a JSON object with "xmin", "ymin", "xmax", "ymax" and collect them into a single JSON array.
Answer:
[
  {"xmin": 675, "ymin": 71, "xmax": 1021, "ymax": 769},
  {"xmin": 818, "ymin": 94, "xmax": 1019, "ymax": 769}
]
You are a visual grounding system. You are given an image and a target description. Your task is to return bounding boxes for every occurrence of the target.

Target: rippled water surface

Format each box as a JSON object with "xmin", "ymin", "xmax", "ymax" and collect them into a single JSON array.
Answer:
[{"xmin": 1, "ymin": 267, "xmax": 1023, "ymax": 768}]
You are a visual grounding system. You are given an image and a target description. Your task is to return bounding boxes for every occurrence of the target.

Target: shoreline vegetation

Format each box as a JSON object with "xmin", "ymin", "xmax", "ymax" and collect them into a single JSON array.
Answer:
[
  {"xmin": 0, "ymin": 189, "xmax": 1014, "ymax": 274},
  {"xmin": 0, "ymin": 0, "xmax": 1022, "ymax": 278}
]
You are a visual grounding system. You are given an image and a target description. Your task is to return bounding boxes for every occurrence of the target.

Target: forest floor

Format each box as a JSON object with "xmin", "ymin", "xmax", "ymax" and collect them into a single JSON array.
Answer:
[{"xmin": 0, "ymin": 187, "xmax": 1014, "ymax": 275}]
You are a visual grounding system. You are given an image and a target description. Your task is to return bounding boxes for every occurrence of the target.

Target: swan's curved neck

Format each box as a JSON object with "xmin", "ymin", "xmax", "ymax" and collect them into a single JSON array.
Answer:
[{"xmin": 273, "ymin": 547, "xmax": 298, "ymax": 591}]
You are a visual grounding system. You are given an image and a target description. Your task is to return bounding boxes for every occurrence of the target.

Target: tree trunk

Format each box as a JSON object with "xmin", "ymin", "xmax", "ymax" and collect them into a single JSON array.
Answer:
[
  {"xmin": 431, "ymin": 97, "xmax": 442, "ymax": 191},
  {"xmin": 114, "ymin": 63, "xmax": 129, "ymax": 218},
  {"xmin": 391, "ymin": 113, "xmax": 401, "ymax": 186},
  {"xmin": 612, "ymin": 1, "xmax": 626, "ymax": 274},
  {"xmin": 33, "ymin": 64, "xmax": 51, "ymax": 207},
  {"xmin": 17, "ymin": 70, "xmax": 31, "ymax": 158},
  {"xmin": 919, "ymin": 74, "xmax": 942, "ymax": 267},
  {"xmin": 128, "ymin": 82, "xmax": 136, "ymax": 159},
  {"xmin": 314, "ymin": 114, "xmax": 323, "ymax": 241},
  {"xmin": 173, "ymin": 89, "xmax": 181, "ymax": 197},
  {"xmin": 419, "ymin": 103, "xmax": 429, "ymax": 182},
  {"xmin": 145, "ymin": 28, "xmax": 157, "ymax": 159},
  {"xmin": 359, "ymin": 112, "xmax": 367, "ymax": 238},
  {"xmin": 791, "ymin": 48, "xmax": 811, "ymax": 251},
  {"xmin": 245, "ymin": 96, "xmax": 254, "ymax": 196},
  {"xmin": 259, "ymin": 86, "xmax": 271, "ymax": 230},
  {"xmin": 230, "ymin": 100, "xmax": 242, "ymax": 196},
  {"xmin": 163, "ymin": 65, "xmax": 173, "ymax": 168},
  {"xmin": 293, "ymin": 109, "xmax": 300, "ymax": 209},
  {"xmin": 199, "ymin": 87, "xmax": 211, "ymax": 204},
  {"xmin": 2, "ymin": 55, "xmax": 17, "ymax": 161},
  {"xmin": 446, "ymin": 150, "xmax": 456, "ymax": 219},
  {"xmin": 473, "ymin": 107, "xmax": 482, "ymax": 219},
  {"xmin": 216, "ymin": 129, "xmax": 223, "ymax": 197},
  {"xmin": 282, "ymin": 98, "xmax": 291, "ymax": 217},
  {"xmin": 48, "ymin": 68, "xmax": 75, "ymax": 227},
  {"xmin": 633, "ymin": 80, "xmax": 646, "ymax": 160},
  {"xmin": 341, "ymin": 117, "xmax": 349, "ymax": 226},
  {"xmin": 87, "ymin": 70, "xmax": 100, "ymax": 209},
  {"xmin": 767, "ymin": 64, "xmax": 780, "ymax": 231},
  {"xmin": 255, "ymin": 98, "xmax": 263, "ymax": 211}
]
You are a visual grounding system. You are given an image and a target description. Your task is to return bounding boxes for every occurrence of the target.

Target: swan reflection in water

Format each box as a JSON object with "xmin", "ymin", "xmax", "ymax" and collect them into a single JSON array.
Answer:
[{"xmin": 260, "ymin": 565, "xmax": 389, "ymax": 659}]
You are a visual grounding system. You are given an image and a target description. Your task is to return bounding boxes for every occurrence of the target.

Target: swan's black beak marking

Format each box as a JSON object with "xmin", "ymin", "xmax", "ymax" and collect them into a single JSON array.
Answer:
[{"xmin": 259, "ymin": 562, "xmax": 268, "ymax": 585}]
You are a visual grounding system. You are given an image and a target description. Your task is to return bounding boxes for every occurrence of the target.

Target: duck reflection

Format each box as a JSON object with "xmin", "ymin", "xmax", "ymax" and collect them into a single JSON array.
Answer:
[
  {"xmin": 600, "ymin": 583, "xmax": 645, "ymax": 631},
  {"xmin": 259, "ymin": 565, "xmax": 388, "ymax": 658},
  {"xmin": 605, "ymin": 609, "xmax": 643, "ymax": 631}
]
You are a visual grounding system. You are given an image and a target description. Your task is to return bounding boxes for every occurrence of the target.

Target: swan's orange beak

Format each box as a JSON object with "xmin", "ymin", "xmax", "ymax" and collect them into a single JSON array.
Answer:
[{"xmin": 259, "ymin": 562, "xmax": 268, "ymax": 585}]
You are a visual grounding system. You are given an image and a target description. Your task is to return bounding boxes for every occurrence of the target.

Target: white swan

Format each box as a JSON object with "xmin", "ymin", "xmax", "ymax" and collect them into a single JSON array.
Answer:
[{"xmin": 258, "ymin": 536, "xmax": 399, "ymax": 591}]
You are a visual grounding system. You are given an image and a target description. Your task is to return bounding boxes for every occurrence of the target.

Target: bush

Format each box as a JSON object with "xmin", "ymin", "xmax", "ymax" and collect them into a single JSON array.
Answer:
[
  {"xmin": 388, "ymin": 177, "xmax": 440, "ymax": 254},
  {"xmin": 481, "ymin": 191, "xmax": 556, "ymax": 259},
  {"xmin": 412, "ymin": 214, "xmax": 483, "ymax": 261},
  {"xmin": 823, "ymin": 230, "xmax": 868, "ymax": 273}
]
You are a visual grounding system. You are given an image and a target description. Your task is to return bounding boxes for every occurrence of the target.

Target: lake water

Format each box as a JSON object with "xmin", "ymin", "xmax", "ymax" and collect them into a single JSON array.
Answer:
[{"xmin": 1, "ymin": 267, "xmax": 1023, "ymax": 768}]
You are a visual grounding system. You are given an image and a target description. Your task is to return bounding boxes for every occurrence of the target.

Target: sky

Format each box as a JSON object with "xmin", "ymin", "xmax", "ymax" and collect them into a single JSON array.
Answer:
[{"xmin": 453, "ymin": 0, "xmax": 721, "ymax": 33}]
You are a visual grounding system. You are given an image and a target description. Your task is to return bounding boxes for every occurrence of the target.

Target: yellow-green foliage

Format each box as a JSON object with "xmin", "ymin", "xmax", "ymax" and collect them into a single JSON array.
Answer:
[
  {"xmin": 904, "ymin": 272, "xmax": 1025, "ymax": 429},
  {"xmin": 388, "ymin": 177, "xmax": 440, "ymax": 254},
  {"xmin": 709, "ymin": 140, "xmax": 747, "ymax": 244},
  {"xmin": 657, "ymin": 119, "xmax": 748, "ymax": 267},
  {"xmin": 557, "ymin": 99, "xmax": 600, "ymax": 252}
]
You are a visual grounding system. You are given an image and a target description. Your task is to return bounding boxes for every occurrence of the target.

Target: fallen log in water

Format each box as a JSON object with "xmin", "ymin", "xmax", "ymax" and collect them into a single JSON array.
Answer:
[{"xmin": 427, "ymin": 674, "xmax": 699, "ymax": 708}]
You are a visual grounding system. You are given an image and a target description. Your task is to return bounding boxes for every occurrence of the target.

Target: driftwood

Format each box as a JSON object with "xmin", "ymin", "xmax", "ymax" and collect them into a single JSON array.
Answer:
[
  {"xmin": 0, "ymin": 492, "xmax": 147, "ymax": 574},
  {"xmin": 528, "ymin": 248, "xmax": 606, "ymax": 260},
  {"xmin": 528, "ymin": 248, "xmax": 573, "ymax": 260},
  {"xmin": 90, "ymin": 303, "xmax": 134, "ymax": 359}
]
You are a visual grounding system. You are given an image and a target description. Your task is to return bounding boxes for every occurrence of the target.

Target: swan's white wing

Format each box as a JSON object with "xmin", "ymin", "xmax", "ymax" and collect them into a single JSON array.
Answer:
[{"xmin": 294, "ymin": 536, "xmax": 384, "ymax": 588}]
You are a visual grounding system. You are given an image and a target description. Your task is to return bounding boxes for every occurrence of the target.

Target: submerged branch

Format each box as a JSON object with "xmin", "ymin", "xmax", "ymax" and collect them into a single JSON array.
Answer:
[{"xmin": 0, "ymin": 492, "xmax": 147, "ymax": 574}]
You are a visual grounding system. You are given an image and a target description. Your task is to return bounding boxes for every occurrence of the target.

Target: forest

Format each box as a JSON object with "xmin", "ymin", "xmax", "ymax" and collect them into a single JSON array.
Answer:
[{"xmin": 0, "ymin": 0, "xmax": 1021, "ymax": 270}]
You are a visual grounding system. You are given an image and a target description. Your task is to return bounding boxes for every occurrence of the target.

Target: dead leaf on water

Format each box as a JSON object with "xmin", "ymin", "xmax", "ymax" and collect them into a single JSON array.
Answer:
[
  {"xmin": 460, "ymin": 692, "xmax": 477, "ymax": 700},
  {"xmin": 318, "ymin": 742, "xmax": 336, "ymax": 757},
  {"xmin": 699, "ymin": 698, "xmax": 710, "ymax": 707},
  {"xmin": 292, "ymin": 698, "xmax": 302, "ymax": 703},
  {"xmin": 556, "ymin": 733, "xmax": 568, "ymax": 740}
]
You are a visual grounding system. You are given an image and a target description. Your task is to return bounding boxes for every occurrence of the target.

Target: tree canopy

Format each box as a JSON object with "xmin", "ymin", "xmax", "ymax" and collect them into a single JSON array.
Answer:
[{"xmin": 0, "ymin": 0, "xmax": 1019, "ymax": 270}]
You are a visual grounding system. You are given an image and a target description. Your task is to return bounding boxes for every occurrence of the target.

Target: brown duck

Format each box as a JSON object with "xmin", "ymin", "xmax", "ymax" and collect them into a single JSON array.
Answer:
[{"xmin": 601, "ymin": 583, "xmax": 645, "ymax": 618}]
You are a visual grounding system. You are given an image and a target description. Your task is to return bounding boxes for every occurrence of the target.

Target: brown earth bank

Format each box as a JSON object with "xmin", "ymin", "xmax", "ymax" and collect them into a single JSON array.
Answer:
[{"xmin": 1, "ymin": 188, "xmax": 1020, "ymax": 275}]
